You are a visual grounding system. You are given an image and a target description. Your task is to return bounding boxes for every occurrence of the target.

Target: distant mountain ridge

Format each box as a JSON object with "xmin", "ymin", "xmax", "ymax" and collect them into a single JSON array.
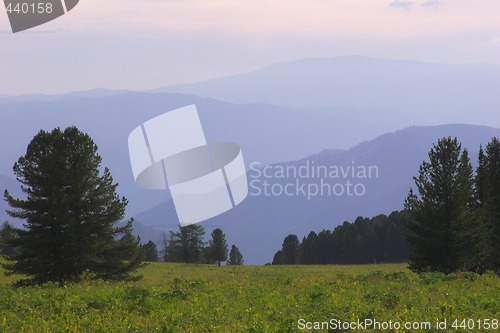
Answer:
[
  {"xmin": 131, "ymin": 124, "xmax": 500, "ymax": 264},
  {"xmin": 155, "ymin": 55, "xmax": 500, "ymax": 126},
  {"xmin": 0, "ymin": 91, "xmax": 418, "ymax": 217},
  {"xmin": 4, "ymin": 125, "xmax": 498, "ymax": 258},
  {"xmin": 0, "ymin": 88, "xmax": 130, "ymax": 103}
]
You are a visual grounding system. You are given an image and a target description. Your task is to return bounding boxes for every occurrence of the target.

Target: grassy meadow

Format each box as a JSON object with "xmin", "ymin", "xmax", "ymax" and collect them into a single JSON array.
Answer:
[{"xmin": 0, "ymin": 261, "xmax": 498, "ymax": 332}]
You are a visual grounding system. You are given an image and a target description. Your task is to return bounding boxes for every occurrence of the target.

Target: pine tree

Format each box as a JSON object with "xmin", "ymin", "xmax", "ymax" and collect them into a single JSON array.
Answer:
[
  {"xmin": 0, "ymin": 222, "xmax": 17, "ymax": 256},
  {"xmin": 281, "ymin": 234, "xmax": 300, "ymax": 264},
  {"xmin": 475, "ymin": 137, "xmax": 500, "ymax": 272},
  {"xmin": 299, "ymin": 232, "xmax": 318, "ymax": 264},
  {"xmin": 164, "ymin": 224, "xmax": 205, "ymax": 263},
  {"xmin": 227, "ymin": 245, "xmax": 244, "ymax": 265},
  {"xmin": 404, "ymin": 137, "xmax": 474, "ymax": 273},
  {"xmin": 272, "ymin": 250, "xmax": 283, "ymax": 265},
  {"xmin": 0, "ymin": 221, "xmax": 14, "ymax": 243},
  {"xmin": 142, "ymin": 241, "xmax": 159, "ymax": 262},
  {"xmin": 2, "ymin": 127, "xmax": 142, "ymax": 286},
  {"xmin": 207, "ymin": 228, "xmax": 228, "ymax": 266}
]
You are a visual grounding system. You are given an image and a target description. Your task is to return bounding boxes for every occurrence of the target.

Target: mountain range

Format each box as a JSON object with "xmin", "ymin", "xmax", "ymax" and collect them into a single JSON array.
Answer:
[
  {"xmin": 157, "ymin": 55, "xmax": 500, "ymax": 126},
  {"xmin": 131, "ymin": 124, "xmax": 500, "ymax": 264},
  {"xmin": 0, "ymin": 92, "xmax": 418, "ymax": 218},
  {"xmin": 1, "ymin": 56, "xmax": 498, "ymax": 263}
]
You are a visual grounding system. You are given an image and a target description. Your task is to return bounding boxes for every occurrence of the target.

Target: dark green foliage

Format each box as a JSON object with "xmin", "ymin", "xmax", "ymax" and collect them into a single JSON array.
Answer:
[
  {"xmin": 162, "ymin": 226, "xmax": 238, "ymax": 265},
  {"xmin": 338, "ymin": 212, "xmax": 413, "ymax": 264},
  {"xmin": 0, "ymin": 222, "xmax": 17, "ymax": 256},
  {"xmin": 202, "ymin": 246, "xmax": 216, "ymax": 264},
  {"xmin": 142, "ymin": 241, "xmax": 159, "ymax": 262},
  {"xmin": 405, "ymin": 137, "xmax": 476, "ymax": 273},
  {"xmin": 0, "ymin": 222, "xmax": 14, "ymax": 239},
  {"xmin": 2, "ymin": 127, "xmax": 142, "ymax": 285},
  {"xmin": 274, "ymin": 136, "xmax": 498, "ymax": 272},
  {"xmin": 281, "ymin": 234, "xmax": 300, "ymax": 264},
  {"xmin": 163, "ymin": 224, "xmax": 205, "ymax": 263},
  {"xmin": 272, "ymin": 250, "xmax": 283, "ymax": 265},
  {"xmin": 298, "ymin": 232, "xmax": 318, "ymax": 264},
  {"xmin": 384, "ymin": 216, "xmax": 410, "ymax": 262},
  {"xmin": 475, "ymin": 138, "xmax": 500, "ymax": 273},
  {"xmin": 273, "ymin": 211, "xmax": 413, "ymax": 265},
  {"xmin": 207, "ymin": 228, "xmax": 228, "ymax": 266},
  {"xmin": 227, "ymin": 245, "xmax": 244, "ymax": 265}
]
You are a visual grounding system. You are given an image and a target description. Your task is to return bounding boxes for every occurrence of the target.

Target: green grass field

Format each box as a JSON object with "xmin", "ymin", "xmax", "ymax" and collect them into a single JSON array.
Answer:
[{"xmin": 0, "ymin": 262, "xmax": 498, "ymax": 332}]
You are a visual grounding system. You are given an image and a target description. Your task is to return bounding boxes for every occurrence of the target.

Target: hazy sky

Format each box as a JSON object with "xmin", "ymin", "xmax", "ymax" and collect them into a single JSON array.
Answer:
[{"xmin": 1, "ymin": 0, "xmax": 499, "ymax": 94}]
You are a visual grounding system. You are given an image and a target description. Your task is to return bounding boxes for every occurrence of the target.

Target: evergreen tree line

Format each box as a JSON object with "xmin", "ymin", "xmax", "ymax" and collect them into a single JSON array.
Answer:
[
  {"xmin": 272, "ymin": 211, "xmax": 413, "ymax": 265},
  {"xmin": 1, "ymin": 126, "xmax": 497, "ymax": 285},
  {"xmin": 405, "ymin": 137, "xmax": 500, "ymax": 274},
  {"xmin": 272, "ymin": 136, "xmax": 500, "ymax": 275},
  {"xmin": 160, "ymin": 224, "xmax": 244, "ymax": 266},
  {"xmin": 1, "ymin": 220, "xmax": 244, "ymax": 267}
]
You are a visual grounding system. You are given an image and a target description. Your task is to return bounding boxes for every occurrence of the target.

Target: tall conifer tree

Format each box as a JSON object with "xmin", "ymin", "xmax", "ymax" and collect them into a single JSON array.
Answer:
[
  {"xmin": 404, "ymin": 137, "xmax": 474, "ymax": 273},
  {"xmin": 3, "ymin": 127, "xmax": 142, "ymax": 285},
  {"xmin": 207, "ymin": 228, "xmax": 228, "ymax": 266},
  {"xmin": 475, "ymin": 138, "xmax": 500, "ymax": 272}
]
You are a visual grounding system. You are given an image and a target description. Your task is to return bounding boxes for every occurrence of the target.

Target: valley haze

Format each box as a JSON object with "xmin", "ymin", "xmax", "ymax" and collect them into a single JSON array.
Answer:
[{"xmin": 1, "ymin": 56, "xmax": 498, "ymax": 264}]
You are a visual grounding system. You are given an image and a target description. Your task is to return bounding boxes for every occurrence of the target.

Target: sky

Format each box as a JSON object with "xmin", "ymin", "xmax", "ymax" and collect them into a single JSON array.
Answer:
[{"xmin": 1, "ymin": 0, "xmax": 499, "ymax": 95}]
